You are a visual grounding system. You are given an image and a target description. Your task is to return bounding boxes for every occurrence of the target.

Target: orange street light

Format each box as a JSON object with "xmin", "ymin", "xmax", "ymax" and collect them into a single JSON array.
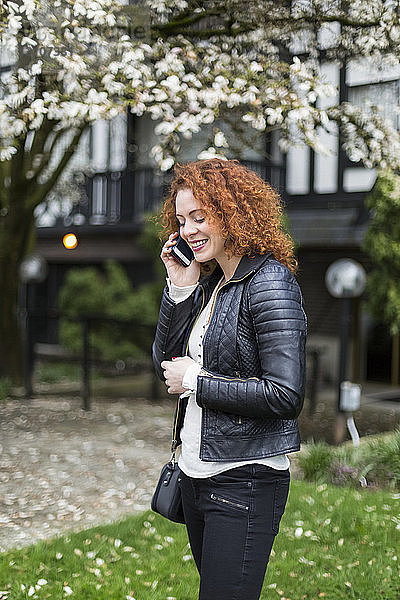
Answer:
[{"xmin": 62, "ymin": 233, "xmax": 78, "ymax": 250}]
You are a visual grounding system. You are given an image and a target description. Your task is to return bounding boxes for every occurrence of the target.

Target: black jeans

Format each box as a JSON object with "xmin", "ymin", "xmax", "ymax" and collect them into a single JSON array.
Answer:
[{"xmin": 180, "ymin": 464, "xmax": 290, "ymax": 600}]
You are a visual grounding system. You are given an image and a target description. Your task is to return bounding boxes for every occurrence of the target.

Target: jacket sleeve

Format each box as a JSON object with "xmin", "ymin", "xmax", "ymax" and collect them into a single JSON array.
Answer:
[
  {"xmin": 196, "ymin": 265, "xmax": 307, "ymax": 419},
  {"xmin": 152, "ymin": 286, "xmax": 196, "ymax": 380}
]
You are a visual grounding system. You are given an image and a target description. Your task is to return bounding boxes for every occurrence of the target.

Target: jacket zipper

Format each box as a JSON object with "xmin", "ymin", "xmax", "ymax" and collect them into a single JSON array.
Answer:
[
  {"xmin": 200, "ymin": 371, "xmax": 258, "ymax": 426},
  {"xmin": 210, "ymin": 493, "xmax": 249, "ymax": 511},
  {"xmin": 201, "ymin": 373, "xmax": 259, "ymax": 383}
]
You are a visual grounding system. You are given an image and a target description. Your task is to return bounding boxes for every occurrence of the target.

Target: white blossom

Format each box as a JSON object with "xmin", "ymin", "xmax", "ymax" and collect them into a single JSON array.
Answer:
[
  {"xmin": 159, "ymin": 156, "xmax": 174, "ymax": 171},
  {"xmin": 197, "ymin": 147, "xmax": 228, "ymax": 161},
  {"xmin": 214, "ymin": 131, "xmax": 228, "ymax": 147},
  {"xmin": 0, "ymin": 0, "xmax": 399, "ymax": 171}
]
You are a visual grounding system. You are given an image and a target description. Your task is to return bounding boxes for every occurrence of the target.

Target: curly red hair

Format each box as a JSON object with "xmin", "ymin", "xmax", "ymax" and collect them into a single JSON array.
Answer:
[{"xmin": 160, "ymin": 158, "xmax": 297, "ymax": 274}]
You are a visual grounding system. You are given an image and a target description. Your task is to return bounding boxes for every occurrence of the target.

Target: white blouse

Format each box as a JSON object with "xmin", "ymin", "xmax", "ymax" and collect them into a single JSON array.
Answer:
[{"xmin": 167, "ymin": 278, "xmax": 290, "ymax": 478}]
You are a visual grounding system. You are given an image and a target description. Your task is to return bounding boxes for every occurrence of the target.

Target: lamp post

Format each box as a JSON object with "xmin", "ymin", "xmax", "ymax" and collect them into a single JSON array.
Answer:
[
  {"xmin": 325, "ymin": 259, "xmax": 366, "ymax": 444},
  {"xmin": 19, "ymin": 254, "xmax": 48, "ymax": 399}
]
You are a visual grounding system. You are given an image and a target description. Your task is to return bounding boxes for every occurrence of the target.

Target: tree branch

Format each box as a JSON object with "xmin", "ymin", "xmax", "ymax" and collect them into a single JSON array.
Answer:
[
  {"xmin": 28, "ymin": 119, "xmax": 54, "ymax": 158},
  {"xmin": 29, "ymin": 127, "xmax": 67, "ymax": 184},
  {"xmin": 152, "ymin": 3, "xmax": 225, "ymax": 34},
  {"xmin": 0, "ymin": 159, "xmax": 8, "ymax": 208},
  {"xmin": 23, "ymin": 118, "xmax": 54, "ymax": 175},
  {"xmin": 10, "ymin": 141, "xmax": 26, "ymax": 206},
  {"xmin": 151, "ymin": 2, "xmax": 255, "ymax": 39}
]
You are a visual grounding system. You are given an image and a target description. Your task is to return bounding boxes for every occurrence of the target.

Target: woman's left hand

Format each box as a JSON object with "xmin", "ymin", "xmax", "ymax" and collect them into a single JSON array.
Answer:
[{"xmin": 161, "ymin": 356, "xmax": 197, "ymax": 394}]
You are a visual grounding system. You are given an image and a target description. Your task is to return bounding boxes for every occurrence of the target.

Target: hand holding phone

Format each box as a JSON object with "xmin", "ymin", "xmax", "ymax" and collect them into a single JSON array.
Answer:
[{"xmin": 160, "ymin": 232, "xmax": 200, "ymax": 287}]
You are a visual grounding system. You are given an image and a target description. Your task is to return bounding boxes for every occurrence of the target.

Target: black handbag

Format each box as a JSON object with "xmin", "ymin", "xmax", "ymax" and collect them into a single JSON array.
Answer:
[
  {"xmin": 151, "ymin": 395, "xmax": 185, "ymax": 524},
  {"xmin": 151, "ymin": 458, "xmax": 184, "ymax": 523}
]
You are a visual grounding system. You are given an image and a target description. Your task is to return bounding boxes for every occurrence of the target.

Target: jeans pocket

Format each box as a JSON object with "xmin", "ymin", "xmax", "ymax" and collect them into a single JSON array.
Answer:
[
  {"xmin": 210, "ymin": 492, "xmax": 250, "ymax": 513},
  {"xmin": 272, "ymin": 479, "xmax": 290, "ymax": 534}
]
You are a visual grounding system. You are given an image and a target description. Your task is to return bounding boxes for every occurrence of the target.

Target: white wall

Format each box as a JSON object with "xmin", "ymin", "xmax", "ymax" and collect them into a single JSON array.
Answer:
[
  {"xmin": 286, "ymin": 143, "xmax": 310, "ymax": 194},
  {"xmin": 314, "ymin": 62, "xmax": 340, "ymax": 194}
]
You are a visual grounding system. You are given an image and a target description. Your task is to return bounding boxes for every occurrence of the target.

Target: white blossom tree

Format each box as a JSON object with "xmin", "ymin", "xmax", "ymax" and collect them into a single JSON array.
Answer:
[{"xmin": 1, "ymin": 0, "xmax": 400, "ymax": 380}]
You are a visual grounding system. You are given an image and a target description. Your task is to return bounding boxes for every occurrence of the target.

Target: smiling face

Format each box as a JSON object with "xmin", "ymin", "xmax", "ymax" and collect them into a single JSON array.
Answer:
[{"xmin": 175, "ymin": 188, "xmax": 226, "ymax": 264}]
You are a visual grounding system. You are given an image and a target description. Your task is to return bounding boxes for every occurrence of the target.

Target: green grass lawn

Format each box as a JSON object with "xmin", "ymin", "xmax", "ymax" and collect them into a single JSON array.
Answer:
[{"xmin": 0, "ymin": 481, "xmax": 399, "ymax": 600}]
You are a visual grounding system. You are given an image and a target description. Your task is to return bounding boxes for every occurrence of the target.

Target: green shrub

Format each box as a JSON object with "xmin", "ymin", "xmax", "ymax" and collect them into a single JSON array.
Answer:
[
  {"xmin": 34, "ymin": 362, "xmax": 82, "ymax": 384},
  {"xmin": 0, "ymin": 377, "xmax": 11, "ymax": 402},
  {"xmin": 297, "ymin": 442, "xmax": 334, "ymax": 482},
  {"xmin": 298, "ymin": 430, "xmax": 400, "ymax": 489},
  {"xmin": 364, "ymin": 430, "xmax": 400, "ymax": 489},
  {"xmin": 58, "ymin": 260, "xmax": 163, "ymax": 362}
]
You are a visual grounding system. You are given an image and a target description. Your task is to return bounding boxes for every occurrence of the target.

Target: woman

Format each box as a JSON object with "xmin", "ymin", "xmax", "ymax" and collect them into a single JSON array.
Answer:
[{"xmin": 152, "ymin": 158, "xmax": 306, "ymax": 600}]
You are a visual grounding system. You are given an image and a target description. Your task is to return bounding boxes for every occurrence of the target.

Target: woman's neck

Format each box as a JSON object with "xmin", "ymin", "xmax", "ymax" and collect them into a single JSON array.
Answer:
[{"xmin": 216, "ymin": 254, "xmax": 242, "ymax": 282}]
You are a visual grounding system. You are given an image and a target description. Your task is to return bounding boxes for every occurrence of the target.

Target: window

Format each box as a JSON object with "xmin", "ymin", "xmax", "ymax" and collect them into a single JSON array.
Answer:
[
  {"xmin": 343, "ymin": 79, "xmax": 399, "ymax": 193},
  {"xmin": 348, "ymin": 80, "xmax": 400, "ymax": 130}
]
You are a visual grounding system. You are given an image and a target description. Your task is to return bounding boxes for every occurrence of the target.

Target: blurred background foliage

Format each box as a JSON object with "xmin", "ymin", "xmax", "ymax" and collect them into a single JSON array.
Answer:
[{"xmin": 363, "ymin": 170, "xmax": 400, "ymax": 335}]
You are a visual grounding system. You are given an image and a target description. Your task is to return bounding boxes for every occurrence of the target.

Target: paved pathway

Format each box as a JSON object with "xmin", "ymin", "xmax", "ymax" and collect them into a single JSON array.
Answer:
[
  {"xmin": 1, "ymin": 384, "xmax": 399, "ymax": 551},
  {"xmin": 0, "ymin": 396, "xmax": 173, "ymax": 551}
]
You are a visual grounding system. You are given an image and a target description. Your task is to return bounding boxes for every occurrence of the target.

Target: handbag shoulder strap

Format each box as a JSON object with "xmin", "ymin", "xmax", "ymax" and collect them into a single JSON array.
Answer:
[{"xmin": 170, "ymin": 392, "xmax": 187, "ymax": 462}]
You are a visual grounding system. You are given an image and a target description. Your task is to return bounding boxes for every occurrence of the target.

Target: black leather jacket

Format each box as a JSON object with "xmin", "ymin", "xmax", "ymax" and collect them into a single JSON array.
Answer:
[{"xmin": 152, "ymin": 253, "xmax": 307, "ymax": 462}]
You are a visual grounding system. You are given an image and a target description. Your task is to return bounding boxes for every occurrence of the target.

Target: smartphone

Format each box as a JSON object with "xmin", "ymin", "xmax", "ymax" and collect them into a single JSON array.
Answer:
[{"xmin": 170, "ymin": 235, "xmax": 194, "ymax": 267}]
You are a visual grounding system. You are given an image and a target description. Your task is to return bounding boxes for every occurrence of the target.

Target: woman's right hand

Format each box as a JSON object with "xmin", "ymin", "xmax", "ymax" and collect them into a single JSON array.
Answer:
[{"xmin": 160, "ymin": 232, "xmax": 200, "ymax": 287}]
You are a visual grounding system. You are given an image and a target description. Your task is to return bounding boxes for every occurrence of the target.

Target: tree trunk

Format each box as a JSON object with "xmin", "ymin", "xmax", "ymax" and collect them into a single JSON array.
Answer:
[
  {"xmin": 0, "ymin": 126, "xmax": 85, "ymax": 383},
  {"xmin": 0, "ymin": 266, "xmax": 23, "ymax": 383},
  {"xmin": 0, "ymin": 198, "xmax": 35, "ymax": 383}
]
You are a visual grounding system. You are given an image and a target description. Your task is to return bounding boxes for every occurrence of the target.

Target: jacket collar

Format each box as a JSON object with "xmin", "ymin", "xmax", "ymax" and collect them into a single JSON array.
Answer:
[
  {"xmin": 199, "ymin": 252, "xmax": 273, "ymax": 297},
  {"xmin": 230, "ymin": 252, "xmax": 273, "ymax": 282}
]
